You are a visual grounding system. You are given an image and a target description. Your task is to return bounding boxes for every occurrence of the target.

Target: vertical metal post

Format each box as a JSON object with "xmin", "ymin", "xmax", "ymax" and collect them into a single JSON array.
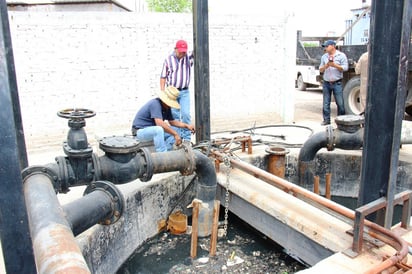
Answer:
[
  {"xmin": 358, "ymin": 0, "xmax": 411, "ymax": 228},
  {"xmin": 385, "ymin": 0, "xmax": 412, "ymax": 229},
  {"xmin": 192, "ymin": 0, "xmax": 210, "ymax": 143},
  {"xmin": 190, "ymin": 200, "xmax": 200, "ymax": 258},
  {"xmin": 313, "ymin": 175, "xmax": 320, "ymax": 195},
  {"xmin": 209, "ymin": 200, "xmax": 220, "ymax": 257},
  {"xmin": 325, "ymin": 173, "xmax": 331, "ymax": 200},
  {"xmin": 0, "ymin": 1, "xmax": 37, "ymax": 272}
]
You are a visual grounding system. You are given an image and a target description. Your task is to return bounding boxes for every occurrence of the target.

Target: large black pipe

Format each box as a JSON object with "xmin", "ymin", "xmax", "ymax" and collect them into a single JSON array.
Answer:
[
  {"xmin": 193, "ymin": 149, "xmax": 217, "ymax": 202},
  {"xmin": 22, "ymin": 145, "xmax": 217, "ymax": 251},
  {"xmin": 63, "ymin": 190, "xmax": 114, "ymax": 236},
  {"xmin": 298, "ymin": 126, "xmax": 363, "ymax": 162},
  {"xmin": 23, "ymin": 172, "xmax": 90, "ymax": 273},
  {"xmin": 0, "ymin": 2, "xmax": 36, "ymax": 272}
]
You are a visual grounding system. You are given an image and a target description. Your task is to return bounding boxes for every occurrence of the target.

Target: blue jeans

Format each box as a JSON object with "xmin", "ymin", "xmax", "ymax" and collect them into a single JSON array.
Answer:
[
  {"xmin": 322, "ymin": 81, "xmax": 345, "ymax": 122},
  {"xmin": 136, "ymin": 126, "xmax": 175, "ymax": 152},
  {"xmin": 171, "ymin": 88, "xmax": 191, "ymax": 141}
]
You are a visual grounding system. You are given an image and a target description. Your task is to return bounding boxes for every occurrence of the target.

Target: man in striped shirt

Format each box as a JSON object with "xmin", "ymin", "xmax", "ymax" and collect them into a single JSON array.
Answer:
[{"xmin": 160, "ymin": 40, "xmax": 194, "ymax": 143}]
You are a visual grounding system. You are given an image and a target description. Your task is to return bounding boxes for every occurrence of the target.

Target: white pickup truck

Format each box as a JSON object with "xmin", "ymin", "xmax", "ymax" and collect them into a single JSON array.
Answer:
[{"xmin": 295, "ymin": 64, "xmax": 321, "ymax": 91}]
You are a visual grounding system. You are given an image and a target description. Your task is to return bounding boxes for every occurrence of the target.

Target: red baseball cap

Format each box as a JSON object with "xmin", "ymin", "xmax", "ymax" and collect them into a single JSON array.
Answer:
[{"xmin": 175, "ymin": 40, "xmax": 188, "ymax": 53}]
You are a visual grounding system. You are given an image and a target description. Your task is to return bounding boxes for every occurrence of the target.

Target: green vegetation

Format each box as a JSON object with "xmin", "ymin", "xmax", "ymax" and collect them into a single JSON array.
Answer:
[
  {"xmin": 146, "ymin": 0, "xmax": 192, "ymax": 13},
  {"xmin": 302, "ymin": 42, "xmax": 319, "ymax": 47}
]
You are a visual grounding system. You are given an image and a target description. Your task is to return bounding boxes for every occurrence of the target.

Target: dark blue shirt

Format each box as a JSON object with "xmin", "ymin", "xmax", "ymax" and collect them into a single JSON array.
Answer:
[{"xmin": 132, "ymin": 98, "xmax": 174, "ymax": 129}]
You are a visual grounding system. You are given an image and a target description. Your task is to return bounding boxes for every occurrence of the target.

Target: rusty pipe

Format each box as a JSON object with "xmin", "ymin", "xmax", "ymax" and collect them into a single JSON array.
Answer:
[
  {"xmin": 23, "ymin": 172, "xmax": 90, "ymax": 274},
  {"xmin": 212, "ymin": 150, "xmax": 409, "ymax": 270},
  {"xmin": 265, "ymin": 146, "xmax": 289, "ymax": 178},
  {"xmin": 363, "ymin": 222, "xmax": 409, "ymax": 274}
]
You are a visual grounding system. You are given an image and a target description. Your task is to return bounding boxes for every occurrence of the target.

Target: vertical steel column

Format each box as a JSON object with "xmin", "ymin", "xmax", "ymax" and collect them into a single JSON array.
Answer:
[
  {"xmin": 193, "ymin": 0, "xmax": 211, "ymax": 143},
  {"xmin": 385, "ymin": 0, "xmax": 412, "ymax": 228},
  {"xmin": 358, "ymin": 0, "xmax": 411, "ymax": 228},
  {"xmin": 0, "ymin": 1, "xmax": 37, "ymax": 272}
]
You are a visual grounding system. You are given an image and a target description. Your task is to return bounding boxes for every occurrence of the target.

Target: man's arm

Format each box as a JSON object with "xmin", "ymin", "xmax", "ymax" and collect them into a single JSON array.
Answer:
[
  {"xmin": 160, "ymin": 78, "xmax": 166, "ymax": 91},
  {"xmin": 160, "ymin": 58, "xmax": 169, "ymax": 91},
  {"xmin": 169, "ymin": 120, "xmax": 195, "ymax": 134},
  {"xmin": 319, "ymin": 55, "xmax": 329, "ymax": 73},
  {"xmin": 331, "ymin": 53, "xmax": 349, "ymax": 72},
  {"xmin": 328, "ymin": 61, "xmax": 344, "ymax": 72}
]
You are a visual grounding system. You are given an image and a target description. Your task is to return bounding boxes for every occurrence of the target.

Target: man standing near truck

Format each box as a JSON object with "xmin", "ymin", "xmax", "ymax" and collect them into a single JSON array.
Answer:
[{"xmin": 319, "ymin": 40, "xmax": 348, "ymax": 125}]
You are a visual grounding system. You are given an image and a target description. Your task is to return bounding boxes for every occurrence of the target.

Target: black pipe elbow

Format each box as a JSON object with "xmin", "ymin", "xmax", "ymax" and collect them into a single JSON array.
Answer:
[
  {"xmin": 299, "ymin": 115, "xmax": 366, "ymax": 163},
  {"xmin": 298, "ymin": 126, "xmax": 364, "ymax": 163},
  {"xmin": 194, "ymin": 150, "xmax": 216, "ymax": 187},
  {"xmin": 298, "ymin": 131, "xmax": 328, "ymax": 162},
  {"xmin": 193, "ymin": 150, "xmax": 217, "ymax": 202}
]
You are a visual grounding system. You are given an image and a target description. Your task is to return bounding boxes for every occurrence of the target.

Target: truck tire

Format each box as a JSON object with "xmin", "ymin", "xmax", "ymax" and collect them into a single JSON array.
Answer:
[
  {"xmin": 405, "ymin": 77, "xmax": 412, "ymax": 116},
  {"xmin": 296, "ymin": 74, "xmax": 307, "ymax": 91},
  {"xmin": 343, "ymin": 76, "xmax": 362, "ymax": 115}
]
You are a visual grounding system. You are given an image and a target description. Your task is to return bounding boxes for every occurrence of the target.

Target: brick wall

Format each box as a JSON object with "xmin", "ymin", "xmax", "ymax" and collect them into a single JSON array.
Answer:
[{"xmin": 7, "ymin": 11, "xmax": 296, "ymax": 154}]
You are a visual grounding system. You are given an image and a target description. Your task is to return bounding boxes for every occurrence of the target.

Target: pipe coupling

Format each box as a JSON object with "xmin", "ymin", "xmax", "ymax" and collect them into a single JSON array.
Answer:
[
  {"xmin": 180, "ymin": 143, "xmax": 196, "ymax": 176},
  {"xmin": 139, "ymin": 147, "xmax": 154, "ymax": 182},
  {"xmin": 22, "ymin": 165, "xmax": 59, "ymax": 191},
  {"xmin": 326, "ymin": 125, "xmax": 335, "ymax": 151}
]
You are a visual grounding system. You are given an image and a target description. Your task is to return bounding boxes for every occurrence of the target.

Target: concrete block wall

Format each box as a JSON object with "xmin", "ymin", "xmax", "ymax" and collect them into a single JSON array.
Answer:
[{"xmin": 7, "ymin": 11, "xmax": 296, "ymax": 155}]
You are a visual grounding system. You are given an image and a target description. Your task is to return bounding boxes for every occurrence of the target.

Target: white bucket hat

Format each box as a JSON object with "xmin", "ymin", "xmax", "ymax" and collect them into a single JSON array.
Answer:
[{"xmin": 159, "ymin": 86, "xmax": 180, "ymax": 109}]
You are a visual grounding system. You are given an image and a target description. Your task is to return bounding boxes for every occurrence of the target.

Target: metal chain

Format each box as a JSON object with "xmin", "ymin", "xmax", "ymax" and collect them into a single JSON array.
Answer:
[{"xmin": 223, "ymin": 154, "xmax": 231, "ymax": 237}]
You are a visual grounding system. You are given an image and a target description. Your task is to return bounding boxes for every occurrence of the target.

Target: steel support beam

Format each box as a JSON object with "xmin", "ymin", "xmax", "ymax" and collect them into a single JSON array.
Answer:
[
  {"xmin": 0, "ymin": 1, "xmax": 36, "ymax": 272},
  {"xmin": 358, "ymin": 0, "xmax": 412, "ymax": 228},
  {"xmin": 215, "ymin": 179, "xmax": 334, "ymax": 266},
  {"xmin": 192, "ymin": 0, "xmax": 211, "ymax": 143}
]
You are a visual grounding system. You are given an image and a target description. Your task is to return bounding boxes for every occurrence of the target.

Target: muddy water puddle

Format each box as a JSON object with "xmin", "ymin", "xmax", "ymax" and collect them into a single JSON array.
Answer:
[{"xmin": 117, "ymin": 212, "xmax": 306, "ymax": 274}]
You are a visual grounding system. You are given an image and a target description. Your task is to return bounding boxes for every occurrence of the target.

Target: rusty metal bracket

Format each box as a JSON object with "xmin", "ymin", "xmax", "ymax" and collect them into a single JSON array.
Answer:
[
  {"xmin": 344, "ymin": 190, "xmax": 412, "ymax": 258},
  {"xmin": 213, "ymin": 136, "xmax": 253, "ymax": 154}
]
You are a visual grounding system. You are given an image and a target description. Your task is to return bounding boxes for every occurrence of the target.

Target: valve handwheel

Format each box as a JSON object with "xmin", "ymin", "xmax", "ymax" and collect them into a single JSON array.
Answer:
[{"xmin": 57, "ymin": 108, "xmax": 96, "ymax": 119}]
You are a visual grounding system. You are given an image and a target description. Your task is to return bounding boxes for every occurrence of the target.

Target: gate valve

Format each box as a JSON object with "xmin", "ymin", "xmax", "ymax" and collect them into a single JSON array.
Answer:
[{"xmin": 57, "ymin": 108, "xmax": 96, "ymax": 157}]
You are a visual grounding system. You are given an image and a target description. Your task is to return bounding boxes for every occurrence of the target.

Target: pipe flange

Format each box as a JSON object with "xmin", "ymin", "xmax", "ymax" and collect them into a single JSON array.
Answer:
[
  {"xmin": 21, "ymin": 165, "xmax": 59, "ymax": 191},
  {"xmin": 265, "ymin": 146, "xmax": 290, "ymax": 155},
  {"xmin": 63, "ymin": 142, "xmax": 93, "ymax": 158},
  {"xmin": 326, "ymin": 125, "xmax": 335, "ymax": 151},
  {"xmin": 138, "ymin": 147, "xmax": 154, "ymax": 182},
  {"xmin": 99, "ymin": 135, "xmax": 140, "ymax": 154},
  {"xmin": 180, "ymin": 144, "xmax": 196, "ymax": 176},
  {"xmin": 83, "ymin": 180, "xmax": 124, "ymax": 225},
  {"xmin": 92, "ymin": 153, "xmax": 102, "ymax": 181},
  {"xmin": 56, "ymin": 156, "xmax": 70, "ymax": 193},
  {"xmin": 335, "ymin": 115, "xmax": 364, "ymax": 133}
]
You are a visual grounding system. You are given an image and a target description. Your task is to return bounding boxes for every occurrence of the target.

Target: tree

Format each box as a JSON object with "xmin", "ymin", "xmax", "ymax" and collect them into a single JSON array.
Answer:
[{"xmin": 146, "ymin": 0, "xmax": 192, "ymax": 13}]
